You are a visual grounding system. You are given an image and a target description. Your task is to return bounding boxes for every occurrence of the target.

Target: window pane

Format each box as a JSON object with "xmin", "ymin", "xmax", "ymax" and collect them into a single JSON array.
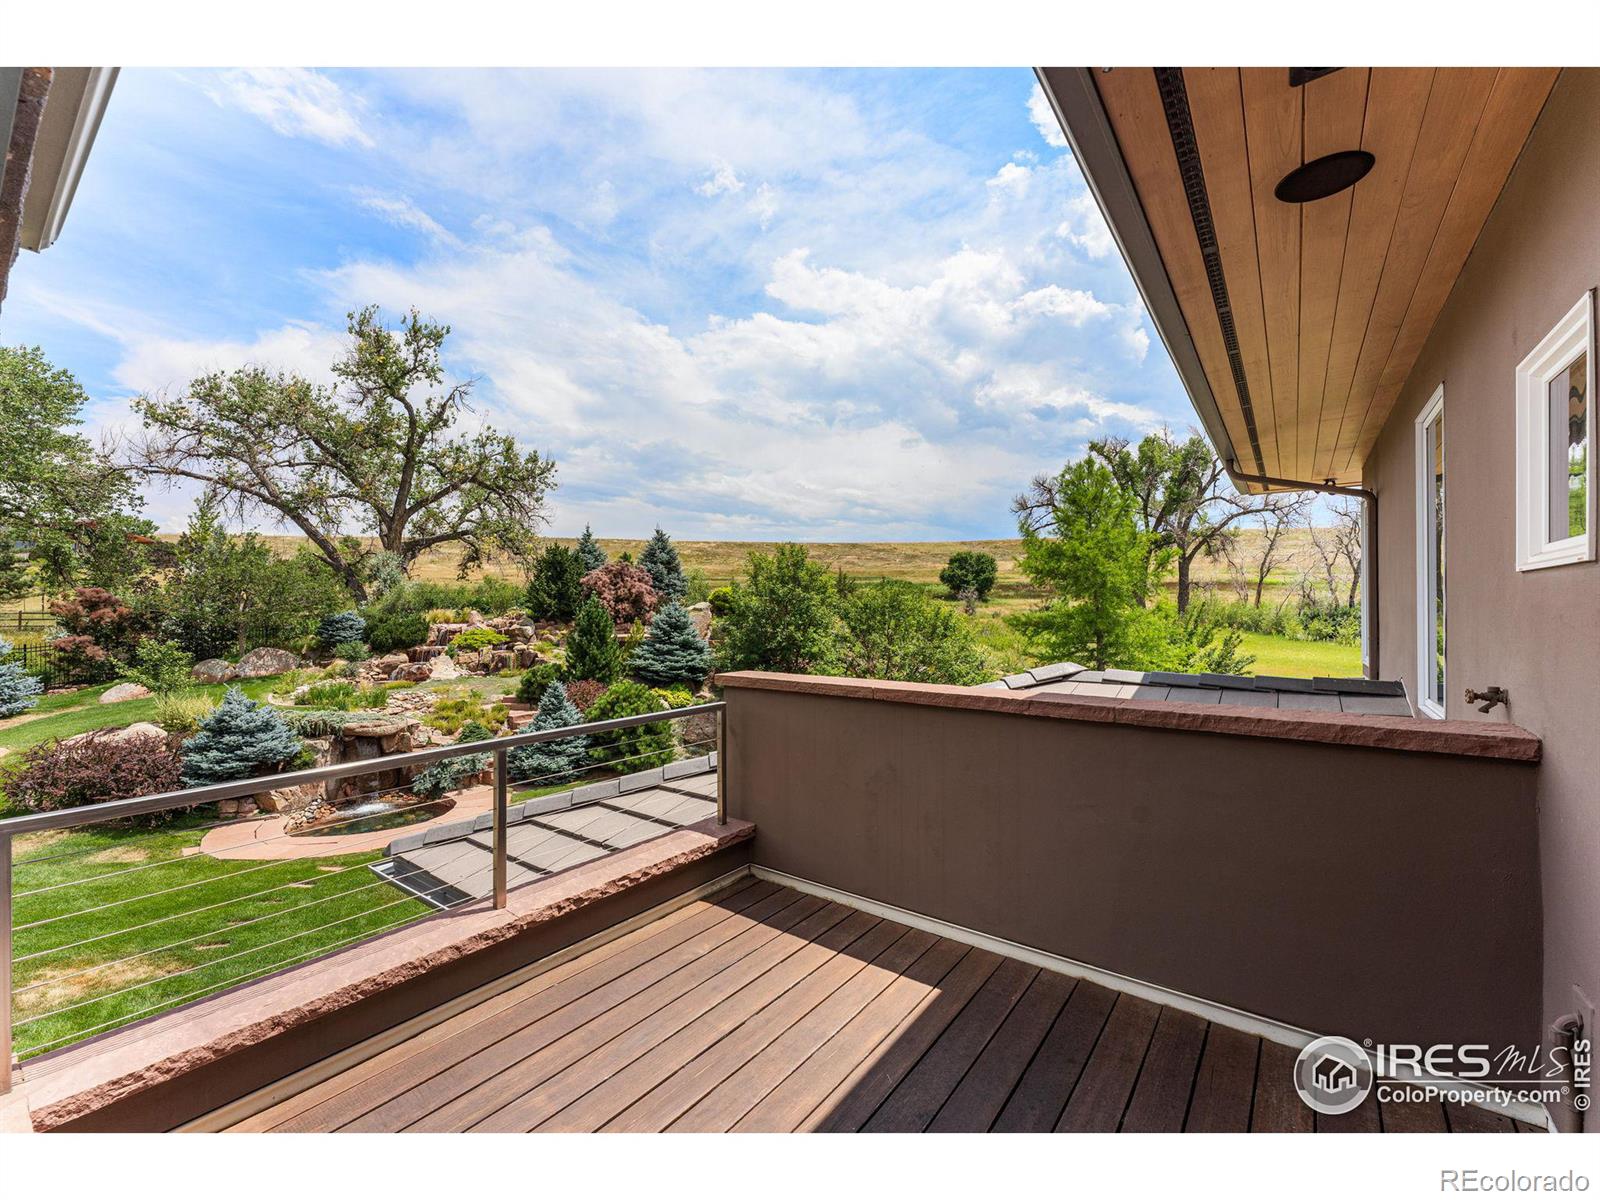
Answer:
[
  {"xmin": 1549, "ymin": 351, "xmax": 1588, "ymax": 541},
  {"xmin": 1425, "ymin": 410, "xmax": 1446, "ymax": 707}
]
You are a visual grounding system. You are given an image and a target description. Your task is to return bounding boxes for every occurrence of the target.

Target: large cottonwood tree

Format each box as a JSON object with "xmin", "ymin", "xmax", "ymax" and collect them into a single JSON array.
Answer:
[{"xmin": 127, "ymin": 306, "xmax": 556, "ymax": 600}]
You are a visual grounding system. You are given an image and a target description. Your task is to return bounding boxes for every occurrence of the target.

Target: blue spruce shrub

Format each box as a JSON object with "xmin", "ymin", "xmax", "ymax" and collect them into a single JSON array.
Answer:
[
  {"xmin": 0, "ymin": 637, "xmax": 44, "ymax": 718},
  {"xmin": 507, "ymin": 681, "xmax": 590, "ymax": 787},
  {"xmin": 317, "ymin": 610, "xmax": 366, "ymax": 650},
  {"xmin": 181, "ymin": 687, "xmax": 302, "ymax": 787},
  {"xmin": 629, "ymin": 602, "xmax": 711, "ymax": 689}
]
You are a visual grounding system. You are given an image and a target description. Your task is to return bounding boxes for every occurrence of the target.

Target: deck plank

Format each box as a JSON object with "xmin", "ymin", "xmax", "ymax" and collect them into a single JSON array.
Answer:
[
  {"xmin": 1317, "ymin": 1090, "xmax": 1380, "ymax": 1132},
  {"xmin": 1184, "ymin": 1023, "xmax": 1260, "ymax": 1132},
  {"xmin": 863, "ymin": 958, "xmax": 1039, "ymax": 1132},
  {"xmin": 991, "ymin": 978, "xmax": 1116, "ymax": 1132},
  {"xmin": 926, "ymin": 968, "xmax": 1075, "ymax": 1132},
  {"xmin": 1444, "ymin": 1101, "xmax": 1514, "ymax": 1133},
  {"xmin": 1249, "ymin": 1039, "xmax": 1313, "ymax": 1132},
  {"xmin": 1056, "ymin": 993, "xmax": 1161, "ymax": 1131},
  {"xmin": 1381, "ymin": 1091, "xmax": 1450, "ymax": 1132},
  {"xmin": 1119, "ymin": 1008, "xmax": 1208, "ymax": 1132}
]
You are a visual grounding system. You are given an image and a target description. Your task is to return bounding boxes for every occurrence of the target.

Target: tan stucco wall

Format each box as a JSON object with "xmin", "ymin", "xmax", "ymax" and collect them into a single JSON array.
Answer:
[{"xmin": 1366, "ymin": 68, "xmax": 1600, "ymax": 1048}]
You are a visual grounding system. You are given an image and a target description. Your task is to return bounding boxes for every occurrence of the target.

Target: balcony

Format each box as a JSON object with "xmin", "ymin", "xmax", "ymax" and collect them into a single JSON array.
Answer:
[{"xmin": 1, "ymin": 677, "xmax": 1546, "ymax": 1133}]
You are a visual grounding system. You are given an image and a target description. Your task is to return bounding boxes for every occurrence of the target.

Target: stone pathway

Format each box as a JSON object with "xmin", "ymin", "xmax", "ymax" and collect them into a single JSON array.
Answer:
[{"xmin": 197, "ymin": 785, "xmax": 498, "ymax": 861}]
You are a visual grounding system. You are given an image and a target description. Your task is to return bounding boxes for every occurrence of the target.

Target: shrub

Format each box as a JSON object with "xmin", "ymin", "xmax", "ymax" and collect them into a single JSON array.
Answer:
[
  {"xmin": 580, "ymin": 561, "xmax": 658, "ymax": 624},
  {"xmin": 585, "ymin": 681, "xmax": 674, "ymax": 772},
  {"xmin": 49, "ymin": 586, "xmax": 144, "ymax": 659},
  {"xmin": 564, "ymin": 596, "xmax": 625, "ymax": 684},
  {"xmin": 469, "ymin": 575, "xmax": 523, "ymax": 616},
  {"xmin": 516, "ymin": 661, "xmax": 562, "ymax": 703},
  {"xmin": 526, "ymin": 544, "xmax": 585, "ymax": 622},
  {"xmin": 4, "ymin": 731, "xmax": 184, "ymax": 816},
  {"xmin": 564, "ymin": 679, "xmax": 605, "ymax": 713},
  {"xmin": 296, "ymin": 680, "xmax": 389, "ymax": 711},
  {"xmin": 839, "ymin": 581, "xmax": 986, "ymax": 685},
  {"xmin": 714, "ymin": 545, "xmax": 840, "ymax": 674},
  {"xmin": 939, "ymin": 551, "xmax": 998, "ymax": 602},
  {"xmin": 448, "ymin": 627, "xmax": 507, "ymax": 655},
  {"xmin": 1298, "ymin": 601, "xmax": 1362, "ymax": 646},
  {"xmin": 0, "ymin": 636, "xmax": 43, "ymax": 718},
  {"xmin": 153, "ymin": 692, "xmax": 218, "ymax": 736},
  {"xmin": 118, "ymin": 638, "xmax": 195, "ymax": 697},
  {"xmin": 333, "ymin": 640, "xmax": 370, "ymax": 662},
  {"xmin": 630, "ymin": 602, "xmax": 712, "ymax": 689},
  {"xmin": 180, "ymin": 687, "xmax": 303, "ymax": 787},
  {"xmin": 707, "ymin": 586, "xmax": 734, "ymax": 616},
  {"xmin": 652, "ymin": 685, "xmax": 695, "ymax": 711},
  {"xmin": 683, "ymin": 568, "xmax": 713, "ymax": 606},
  {"xmin": 575, "ymin": 524, "xmax": 607, "ymax": 573},
  {"xmin": 366, "ymin": 610, "xmax": 430, "ymax": 654},
  {"xmin": 638, "ymin": 527, "xmax": 687, "ymax": 602},
  {"xmin": 317, "ymin": 610, "xmax": 366, "ymax": 650},
  {"xmin": 423, "ymin": 691, "xmax": 509, "ymax": 736},
  {"xmin": 279, "ymin": 709, "xmax": 362, "ymax": 737},
  {"xmin": 455, "ymin": 719, "xmax": 495, "ymax": 744},
  {"xmin": 409, "ymin": 752, "xmax": 491, "ymax": 800},
  {"xmin": 507, "ymin": 682, "xmax": 589, "ymax": 787}
]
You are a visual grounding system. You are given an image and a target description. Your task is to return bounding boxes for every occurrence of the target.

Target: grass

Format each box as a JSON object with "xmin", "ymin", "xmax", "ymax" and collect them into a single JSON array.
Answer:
[
  {"xmin": 9, "ymin": 816, "xmax": 427, "ymax": 1059},
  {"xmin": 1235, "ymin": 632, "xmax": 1361, "ymax": 678}
]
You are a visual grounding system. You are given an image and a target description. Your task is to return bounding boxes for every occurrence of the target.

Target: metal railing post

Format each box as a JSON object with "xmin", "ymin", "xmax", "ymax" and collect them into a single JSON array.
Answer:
[
  {"xmin": 715, "ymin": 708, "xmax": 727, "ymax": 826},
  {"xmin": 1, "ymin": 833, "xmax": 12, "ymax": 1095},
  {"xmin": 493, "ymin": 748, "xmax": 509, "ymax": 909}
]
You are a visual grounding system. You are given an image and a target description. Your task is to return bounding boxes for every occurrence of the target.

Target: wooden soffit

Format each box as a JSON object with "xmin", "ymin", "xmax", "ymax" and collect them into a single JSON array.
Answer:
[{"xmin": 1042, "ymin": 67, "xmax": 1559, "ymax": 489}]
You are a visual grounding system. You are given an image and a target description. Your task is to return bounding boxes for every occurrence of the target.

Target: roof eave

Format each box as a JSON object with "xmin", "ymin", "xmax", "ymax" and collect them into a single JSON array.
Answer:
[{"xmin": 1035, "ymin": 67, "xmax": 1255, "ymax": 492}]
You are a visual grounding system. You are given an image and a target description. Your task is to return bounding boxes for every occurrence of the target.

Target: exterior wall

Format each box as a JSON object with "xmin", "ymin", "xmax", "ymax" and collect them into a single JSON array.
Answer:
[
  {"xmin": 720, "ymin": 675, "xmax": 1542, "ymax": 1054},
  {"xmin": 1365, "ymin": 69, "xmax": 1600, "ymax": 1051}
]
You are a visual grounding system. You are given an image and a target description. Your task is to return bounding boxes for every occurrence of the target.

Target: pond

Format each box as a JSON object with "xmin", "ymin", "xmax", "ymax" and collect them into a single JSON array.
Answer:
[{"xmin": 289, "ymin": 796, "xmax": 456, "ymax": 837}]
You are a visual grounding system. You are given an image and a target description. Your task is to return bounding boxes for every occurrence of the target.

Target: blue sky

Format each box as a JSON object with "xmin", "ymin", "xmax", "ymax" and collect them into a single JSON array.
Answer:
[{"xmin": 3, "ymin": 67, "xmax": 1197, "ymax": 539}]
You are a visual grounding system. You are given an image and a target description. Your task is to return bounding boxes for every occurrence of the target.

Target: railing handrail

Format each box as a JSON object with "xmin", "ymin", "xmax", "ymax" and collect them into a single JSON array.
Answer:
[{"xmin": 0, "ymin": 701, "xmax": 725, "ymax": 838}]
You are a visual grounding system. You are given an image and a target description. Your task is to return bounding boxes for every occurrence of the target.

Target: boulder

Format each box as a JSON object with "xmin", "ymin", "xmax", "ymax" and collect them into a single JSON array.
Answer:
[
  {"xmin": 428, "ymin": 654, "xmax": 464, "ymax": 681},
  {"xmin": 234, "ymin": 647, "xmax": 302, "ymax": 678},
  {"xmin": 389, "ymin": 661, "xmax": 432, "ymax": 683},
  {"xmin": 686, "ymin": 603, "xmax": 714, "ymax": 640},
  {"xmin": 98, "ymin": 682, "xmax": 152, "ymax": 704},
  {"xmin": 63, "ymin": 721, "xmax": 168, "ymax": 748},
  {"xmin": 256, "ymin": 782, "xmax": 321, "ymax": 815},
  {"xmin": 373, "ymin": 652, "xmax": 409, "ymax": 673},
  {"xmin": 191, "ymin": 658, "xmax": 236, "ymax": 685}
]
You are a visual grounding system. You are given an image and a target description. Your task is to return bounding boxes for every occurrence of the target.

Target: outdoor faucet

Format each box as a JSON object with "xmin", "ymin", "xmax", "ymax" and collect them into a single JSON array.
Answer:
[{"xmin": 1464, "ymin": 685, "xmax": 1509, "ymax": 714}]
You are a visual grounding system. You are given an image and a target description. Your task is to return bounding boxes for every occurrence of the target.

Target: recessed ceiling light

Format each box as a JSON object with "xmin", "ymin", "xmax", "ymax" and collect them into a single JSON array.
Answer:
[{"xmin": 1274, "ymin": 150, "xmax": 1375, "ymax": 203}]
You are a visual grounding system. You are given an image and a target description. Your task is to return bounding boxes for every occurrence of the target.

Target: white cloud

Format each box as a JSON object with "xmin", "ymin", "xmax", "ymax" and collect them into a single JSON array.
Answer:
[
  {"xmin": 986, "ymin": 161, "xmax": 1033, "ymax": 199},
  {"xmin": 1028, "ymin": 84, "xmax": 1068, "ymax": 148},
  {"xmin": 749, "ymin": 182, "xmax": 778, "ymax": 230},
  {"xmin": 352, "ymin": 190, "xmax": 460, "ymax": 246},
  {"xmin": 1057, "ymin": 193, "xmax": 1116, "ymax": 259},
  {"xmin": 205, "ymin": 68, "xmax": 373, "ymax": 148},
  {"xmin": 694, "ymin": 162, "xmax": 745, "ymax": 197}
]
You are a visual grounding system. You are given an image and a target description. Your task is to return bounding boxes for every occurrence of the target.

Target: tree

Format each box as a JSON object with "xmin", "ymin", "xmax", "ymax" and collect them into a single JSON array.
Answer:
[
  {"xmin": 839, "ymin": 581, "xmax": 985, "ymax": 685},
  {"xmin": 0, "ymin": 636, "xmax": 43, "ymax": 717},
  {"xmin": 29, "ymin": 513, "xmax": 172, "ymax": 598},
  {"xmin": 1310, "ymin": 498, "xmax": 1363, "ymax": 608},
  {"xmin": 317, "ymin": 610, "xmax": 366, "ymax": 649},
  {"xmin": 580, "ymin": 560, "xmax": 657, "ymax": 624},
  {"xmin": 630, "ymin": 602, "xmax": 712, "ymax": 689},
  {"xmin": 526, "ymin": 543, "xmax": 584, "ymax": 622},
  {"xmin": 1011, "ymin": 458, "xmax": 1167, "ymax": 670},
  {"xmin": 180, "ymin": 687, "xmax": 302, "ymax": 786},
  {"xmin": 585, "ymin": 681, "xmax": 674, "ymax": 771},
  {"xmin": 575, "ymin": 524, "xmax": 607, "ymax": 573},
  {"xmin": 0, "ymin": 346, "xmax": 138, "ymax": 561},
  {"xmin": 126, "ymin": 306, "xmax": 557, "ymax": 601},
  {"xmin": 507, "ymin": 682, "xmax": 589, "ymax": 786},
  {"xmin": 638, "ymin": 527, "xmax": 687, "ymax": 602},
  {"xmin": 118, "ymin": 639, "xmax": 195, "ymax": 698},
  {"xmin": 564, "ymin": 595, "xmax": 625, "ymax": 683},
  {"xmin": 714, "ymin": 544, "xmax": 840, "ymax": 674},
  {"xmin": 1224, "ymin": 492, "xmax": 1311, "ymax": 607},
  {"xmin": 938, "ymin": 551, "xmax": 998, "ymax": 601}
]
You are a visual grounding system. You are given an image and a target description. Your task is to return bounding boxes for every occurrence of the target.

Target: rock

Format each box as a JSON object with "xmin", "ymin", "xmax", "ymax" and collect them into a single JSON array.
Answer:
[
  {"xmin": 256, "ymin": 782, "xmax": 321, "ymax": 814},
  {"xmin": 389, "ymin": 661, "xmax": 432, "ymax": 683},
  {"xmin": 428, "ymin": 654, "xmax": 464, "ymax": 680},
  {"xmin": 687, "ymin": 607, "xmax": 713, "ymax": 640},
  {"xmin": 99, "ymin": 682, "xmax": 152, "ymax": 704},
  {"xmin": 234, "ymin": 647, "xmax": 302, "ymax": 678},
  {"xmin": 373, "ymin": 653, "xmax": 409, "ymax": 672},
  {"xmin": 192, "ymin": 658, "xmax": 236, "ymax": 685},
  {"xmin": 63, "ymin": 721, "xmax": 168, "ymax": 748}
]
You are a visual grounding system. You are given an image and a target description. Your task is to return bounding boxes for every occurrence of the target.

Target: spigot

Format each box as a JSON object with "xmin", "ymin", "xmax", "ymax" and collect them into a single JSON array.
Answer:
[{"xmin": 1464, "ymin": 686, "xmax": 1508, "ymax": 714}]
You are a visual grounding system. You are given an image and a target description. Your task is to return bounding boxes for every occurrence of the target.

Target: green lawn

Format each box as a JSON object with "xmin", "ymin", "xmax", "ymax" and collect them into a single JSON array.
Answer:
[
  {"xmin": 1236, "ymin": 632, "xmax": 1361, "ymax": 678},
  {"xmin": 9, "ymin": 817, "xmax": 428, "ymax": 1059}
]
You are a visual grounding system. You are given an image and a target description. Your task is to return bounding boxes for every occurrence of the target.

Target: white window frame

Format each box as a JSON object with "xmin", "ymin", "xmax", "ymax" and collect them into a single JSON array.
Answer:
[
  {"xmin": 1515, "ymin": 291, "xmax": 1596, "ymax": 571},
  {"xmin": 1414, "ymin": 385, "xmax": 1447, "ymax": 720}
]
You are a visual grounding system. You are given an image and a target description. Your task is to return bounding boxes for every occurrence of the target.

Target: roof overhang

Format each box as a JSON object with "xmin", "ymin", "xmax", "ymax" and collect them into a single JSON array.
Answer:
[{"xmin": 1038, "ymin": 67, "xmax": 1560, "ymax": 492}]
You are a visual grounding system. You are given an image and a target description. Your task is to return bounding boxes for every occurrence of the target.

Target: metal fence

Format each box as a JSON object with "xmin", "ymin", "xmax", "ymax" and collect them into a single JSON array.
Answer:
[
  {"xmin": 1, "ymin": 616, "xmax": 322, "ymax": 689},
  {"xmin": 0, "ymin": 700, "xmax": 727, "ymax": 1092}
]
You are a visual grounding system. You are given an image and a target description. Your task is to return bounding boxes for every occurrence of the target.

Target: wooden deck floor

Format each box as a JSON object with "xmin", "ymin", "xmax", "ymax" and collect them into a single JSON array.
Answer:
[{"xmin": 227, "ymin": 879, "xmax": 1538, "ymax": 1133}]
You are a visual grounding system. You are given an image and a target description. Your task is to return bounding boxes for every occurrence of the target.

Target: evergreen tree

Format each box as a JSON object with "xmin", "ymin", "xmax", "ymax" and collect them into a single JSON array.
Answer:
[
  {"xmin": 629, "ymin": 602, "xmax": 712, "ymax": 688},
  {"xmin": 317, "ymin": 610, "xmax": 366, "ymax": 649},
  {"xmin": 507, "ymin": 682, "xmax": 589, "ymax": 786},
  {"xmin": 0, "ymin": 636, "xmax": 43, "ymax": 718},
  {"xmin": 575, "ymin": 524, "xmax": 607, "ymax": 573},
  {"xmin": 564, "ymin": 595, "xmax": 625, "ymax": 683},
  {"xmin": 638, "ymin": 527, "xmax": 687, "ymax": 601},
  {"xmin": 525, "ymin": 543, "xmax": 584, "ymax": 622},
  {"xmin": 181, "ymin": 687, "xmax": 302, "ymax": 786}
]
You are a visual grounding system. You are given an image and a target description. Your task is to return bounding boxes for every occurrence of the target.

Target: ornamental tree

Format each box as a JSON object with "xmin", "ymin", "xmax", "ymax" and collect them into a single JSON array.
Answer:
[
  {"xmin": 629, "ymin": 602, "xmax": 711, "ymax": 689},
  {"xmin": 638, "ymin": 527, "xmax": 686, "ymax": 602},
  {"xmin": 126, "ymin": 305, "xmax": 556, "ymax": 601},
  {"xmin": 564, "ymin": 596, "xmax": 625, "ymax": 684},
  {"xmin": 507, "ymin": 681, "xmax": 589, "ymax": 786},
  {"xmin": 580, "ymin": 560, "xmax": 657, "ymax": 624},
  {"xmin": 575, "ymin": 524, "xmax": 607, "ymax": 573},
  {"xmin": 180, "ymin": 687, "xmax": 302, "ymax": 787}
]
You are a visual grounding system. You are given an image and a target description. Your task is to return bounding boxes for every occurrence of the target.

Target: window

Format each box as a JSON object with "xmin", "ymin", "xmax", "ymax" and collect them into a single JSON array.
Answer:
[
  {"xmin": 1415, "ymin": 386, "xmax": 1446, "ymax": 718},
  {"xmin": 1516, "ymin": 292, "xmax": 1596, "ymax": 570}
]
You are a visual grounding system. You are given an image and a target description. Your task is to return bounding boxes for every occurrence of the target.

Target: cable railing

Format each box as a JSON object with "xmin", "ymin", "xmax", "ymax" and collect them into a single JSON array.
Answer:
[{"xmin": 0, "ymin": 700, "xmax": 727, "ymax": 1091}]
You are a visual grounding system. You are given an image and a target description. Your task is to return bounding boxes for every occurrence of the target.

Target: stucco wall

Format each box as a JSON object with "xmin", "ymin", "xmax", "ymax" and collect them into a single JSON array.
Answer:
[
  {"xmin": 721, "ymin": 677, "xmax": 1542, "ymax": 1053},
  {"xmin": 1364, "ymin": 68, "xmax": 1600, "ymax": 1047}
]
